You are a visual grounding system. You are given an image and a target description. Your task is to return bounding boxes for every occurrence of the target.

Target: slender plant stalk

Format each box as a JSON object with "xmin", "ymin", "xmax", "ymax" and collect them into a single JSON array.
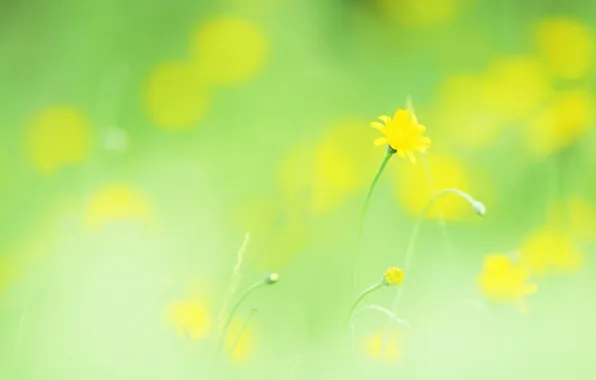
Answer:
[
  {"xmin": 228, "ymin": 306, "xmax": 258, "ymax": 356},
  {"xmin": 380, "ymin": 187, "xmax": 484, "ymax": 357},
  {"xmin": 218, "ymin": 232, "xmax": 250, "ymax": 332},
  {"xmin": 347, "ymin": 281, "xmax": 384, "ymax": 324},
  {"xmin": 350, "ymin": 304, "xmax": 411, "ymax": 330},
  {"xmin": 351, "ymin": 147, "xmax": 395, "ymax": 295},
  {"xmin": 216, "ymin": 281, "xmax": 265, "ymax": 356}
]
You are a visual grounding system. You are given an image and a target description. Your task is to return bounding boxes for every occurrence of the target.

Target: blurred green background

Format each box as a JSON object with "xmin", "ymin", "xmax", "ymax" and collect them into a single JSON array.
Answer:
[{"xmin": 1, "ymin": 0, "xmax": 596, "ymax": 378}]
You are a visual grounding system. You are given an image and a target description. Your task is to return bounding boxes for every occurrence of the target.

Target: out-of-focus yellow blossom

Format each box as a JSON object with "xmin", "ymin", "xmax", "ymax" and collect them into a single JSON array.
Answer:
[
  {"xmin": 525, "ymin": 91, "xmax": 593, "ymax": 158},
  {"xmin": 534, "ymin": 18, "xmax": 595, "ymax": 79},
  {"xmin": 167, "ymin": 298, "xmax": 211, "ymax": 340},
  {"xmin": 519, "ymin": 227, "xmax": 582, "ymax": 276},
  {"xmin": 25, "ymin": 106, "xmax": 92, "ymax": 174},
  {"xmin": 143, "ymin": 61, "xmax": 209, "ymax": 131},
  {"xmin": 225, "ymin": 318, "xmax": 255, "ymax": 365},
  {"xmin": 236, "ymin": 197, "xmax": 309, "ymax": 270},
  {"xmin": 364, "ymin": 330, "xmax": 401, "ymax": 362},
  {"xmin": 433, "ymin": 75, "xmax": 508, "ymax": 147},
  {"xmin": 394, "ymin": 155, "xmax": 478, "ymax": 220},
  {"xmin": 378, "ymin": 0, "xmax": 463, "ymax": 28},
  {"xmin": 370, "ymin": 109, "xmax": 431, "ymax": 163},
  {"xmin": 84, "ymin": 184, "xmax": 154, "ymax": 231},
  {"xmin": 383, "ymin": 267, "xmax": 405, "ymax": 286},
  {"xmin": 192, "ymin": 16, "xmax": 268, "ymax": 86},
  {"xmin": 483, "ymin": 57, "xmax": 549, "ymax": 119},
  {"xmin": 477, "ymin": 254, "xmax": 538, "ymax": 312},
  {"xmin": 563, "ymin": 197, "xmax": 596, "ymax": 243}
]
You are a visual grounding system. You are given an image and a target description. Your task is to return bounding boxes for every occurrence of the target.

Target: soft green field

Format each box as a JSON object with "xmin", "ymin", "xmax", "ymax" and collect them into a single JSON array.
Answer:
[{"xmin": 1, "ymin": 0, "xmax": 596, "ymax": 379}]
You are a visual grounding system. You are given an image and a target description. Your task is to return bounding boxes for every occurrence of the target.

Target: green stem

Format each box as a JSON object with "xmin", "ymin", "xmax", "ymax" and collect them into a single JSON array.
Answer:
[
  {"xmin": 216, "ymin": 281, "xmax": 265, "ymax": 356},
  {"xmin": 351, "ymin": 147, "xmax": 395, "ymax": 295},
  {"xmin": 347, "ymin": 281, "xmax": 383, "ymax": 325},
  {"xmin": 228, "ymin": 306, "xmax": 258, "ymax": 356},
  {"xmin": 380, "ymin": 188, "xmax": 476, "ymax": 357}
]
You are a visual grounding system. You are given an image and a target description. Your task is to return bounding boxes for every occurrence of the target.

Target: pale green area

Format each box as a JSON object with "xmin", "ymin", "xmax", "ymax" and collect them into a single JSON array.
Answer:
[{"xmin": 1, "ymin": 0, "xmax": 596, "ymax": 379}]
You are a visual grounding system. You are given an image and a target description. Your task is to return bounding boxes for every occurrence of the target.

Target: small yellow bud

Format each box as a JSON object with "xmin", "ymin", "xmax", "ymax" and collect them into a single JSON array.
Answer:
[{"xmin": 383, "ymin": 267, "xmax": 405, "ymax": 286}]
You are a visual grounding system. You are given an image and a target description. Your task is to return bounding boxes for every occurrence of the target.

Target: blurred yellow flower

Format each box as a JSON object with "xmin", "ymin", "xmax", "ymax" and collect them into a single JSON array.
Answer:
[
  {"xmin": 84, "ymin": 184, "xmax": 154, "ymax": 231},
  {"xmin": 525, "ymin": 91, "xmax": 593, "ymax": 158},
  {"xmin": 192, "ymin": 16, "xmax": 268, "ymax": 85},
  {"xmin": 370, "ymin": 109, "xmax": 431, "ymax": 163},
  {"xmin": 25, "ymin": 106, "xmax": 92, "ymax": 174},
  {"xmin": 483, "ymin": 57, "xmax": 549, "ymax": 119},
  {"xmin": 433, "ymin": 74, "xmax": 508, "ymax": 147},
  {"xmin": 519, "ymin": 227, "xmax": 582, "ymax": 276},
  {"xmin": 477, "ymin": 254, "xmax": 538, "ymax": 312},
  {"xmin": 383, "ymin": 267, "xmax": 405, "ymax": 286},
  {"xmin": 394, "ymin": 155, "xmax": 480, "ymax": 220},
  {"xmin": 563, "ymin": 197, "xmax": 596, "ymax": 243},
  {"xmin": 168, "ymin": 298, "xmax": 211, "ymax": 340},
  {"xmin": 225, "ymin": 318, "xmax": 255, "ymax": 365},
  {"xmin": 364, "ymin": 330, "xmax": 401, "ymax": 362},
  {"xmin": 378, "ymin": 0, "xmax": 463, "ymax": 28},
  {"xmin": 535, "ymin": 18, "xmax": 595, "ymax": 79},
  {"xmin": 143, "ymin": 61, "xmax": 209, "ymax": 131}
]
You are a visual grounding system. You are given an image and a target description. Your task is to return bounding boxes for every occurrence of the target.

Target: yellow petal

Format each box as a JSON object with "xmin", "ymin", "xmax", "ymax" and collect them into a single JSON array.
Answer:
[
  {"xmin": 370, "ymin": 121, "xmax": 385, "ymax": 130},
  {"xmin": 373, "ymin": 137, "xmax": 388, "ymax": 146},
  {"xmin": 407, "ymin": 152, "xmax": 417, "ymax": 164},
  {"xmin": 379, "ymin": 115, "xmax": 391, "ymax": 123},
  {"xmin": 393, "ymin": 109, "xmax": 410, "ymax": 122},
  {"xmin": 397, "ymin": 150, "xmax": 405, "ymax": 158}
]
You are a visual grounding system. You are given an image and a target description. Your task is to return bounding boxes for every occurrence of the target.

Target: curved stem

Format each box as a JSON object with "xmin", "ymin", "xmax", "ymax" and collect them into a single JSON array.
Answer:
[
  {"xmin": 347, "ymin": 281, "xmax": 383, "ymax": 325},
  {"xmin": 350, "ymin": 304, "xmax": 412, "ymax": 330},
  {"xmin": 228, "ymin": 306, "xmax": 258, "ymax": 356},
  {"xmin": 351, "ymin": 148, "xmax": 394, "ymax": 295},
  {"xmin": 380, "ymin": 187, "xmax": 480, "ymax": 357},
  {"xmin": 216, "ymin": 281, "xmax": 265, "ymax": 356}
]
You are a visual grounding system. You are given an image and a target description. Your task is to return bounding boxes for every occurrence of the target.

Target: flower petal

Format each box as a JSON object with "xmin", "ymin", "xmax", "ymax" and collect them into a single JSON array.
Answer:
[
  {"xmin": 407, "ymin": 152, "xmax": 417, "ymax": 164},
  {"xmin": 393, "ymin": 109, "xmax": 410, "ymax": 123},
  {"xmin": 379, "ymin": 115, "xmax": 391, "ymax": 123},
  {"xmin": 373, "ymin": 137, "xmax": 388, "ymax": 146},
  {"xmin": 370, "ymin": 121, "xmax": 385, "ymax": 130}
]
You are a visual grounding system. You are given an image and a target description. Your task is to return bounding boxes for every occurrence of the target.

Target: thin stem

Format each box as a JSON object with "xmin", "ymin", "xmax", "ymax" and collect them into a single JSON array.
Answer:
[
  {"xmin": 216, "ymin": 281, "xmax": 265, "ymax": 356},
  {"xmin": 380, "ymin": 187, "xmax": 482, "ymax": 357},
  {"xmin": 347, "ymin": 281, "xmax": 383, "ymax": 324},
  {"xmin": 350, "ymin": 304, "xmax": 412, "ymax": 330},
  {"xmin": 351, "ymin": 148, "xmax": 394, "ymax": 295},
  {"xmin": 228, "ymin": 306, "xmax": 258, "ymax": 356},
  {"xmin": 218, "ymin": 232, "xmax": 250, "ymax": 333}
]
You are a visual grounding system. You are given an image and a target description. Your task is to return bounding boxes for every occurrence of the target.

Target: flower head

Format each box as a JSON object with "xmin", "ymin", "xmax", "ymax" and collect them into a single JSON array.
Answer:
[
  {"xmin": 168, "ymin": 298, "xmax": 211, "ymax": 340},
  {"xmin": 383, "ymin": 266, "xmax": 405, "ymax": 286},
  {"xmin": 265, "ymin": 272, "xmax": 279, "ymax": 285},
  {"xmin": 370, "ymin": 109, "xmax": 431, "ymax": 163}
]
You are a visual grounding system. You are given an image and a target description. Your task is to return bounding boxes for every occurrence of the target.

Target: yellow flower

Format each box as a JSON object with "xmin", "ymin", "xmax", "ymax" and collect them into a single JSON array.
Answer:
[
  {"xmin": 383, "ymin": 267, "xmax": 405, "ymax": 285},
  {"xmin": 534, "ymin": 18, "xmax": 595, "ymax": 79},
  {"xmin": 25, "ymin": 106, "xmax": 92, "ymax": 174},
  {"xmin": 167, "ymin": 298, "xmax": 211, "ymax": 340},
  {"xmin": 519, "ymin": 227, "xmax": 582, "ymax": 276},
  {"xmin": 370, "ymin": 109, "xmax": 431, "ymax": 163},
  {"xmin": 363, "ymin": 330, "xmax": 401, "ymax": 362},
  {"xmin": 84, "ymin": 184, "xmax": 154, "ymax": 231},
  {"xmin": 477, "ymin": 254, "xmax": 538, "ymax": 312}
]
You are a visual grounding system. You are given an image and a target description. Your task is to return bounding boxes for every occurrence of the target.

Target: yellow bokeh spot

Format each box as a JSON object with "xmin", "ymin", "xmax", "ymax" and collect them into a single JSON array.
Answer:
[
  {"xmin": 0, "ymin": 255, "xmax": 22, "ymax": 295},
  {"xmin": 483, "ymin": 57, "xmax": 549, "ymax": 119},
  {"xmin": 394, "ymin": 155, "xmax": 473, "ymax": 220},
  {"xmin": 525, "ymin": 91, "xmax": 593, "ymax": 158},
  {"xmin": 225, "ymin": 318, "xmax": 255, "ymax": 365},
  {"xmin": 84, "ymin": 184, "xmax": 154, "ymax": 231},
  {"xmin": 519, "ymin": 227, "xmax": 582, "ymax": 276},
  {"xmin": 378, "ymin": 0, "xmax": 463, "ymax": 28},
  {"xmin": 192, "ymin": 16, "xmax": 268, "ymax": 86},
  {"xmin": 143, "ymin": 61, "xmax": 209, "ymax": 131},
  {"xmin": 535, "ymin": 18, "xmax": 595, "ymax": 79},
  {"xmin": 25, "ymin": 106, "xmax": 92, "ymax": 174},
  {"xmin": 236, "ymin": 197, "xmax": 309, "ymax": 270},
  {"xmin": 433, "ymin": 74, "xmax": 509, "ymax": 147},
  {"xmin": 477, "ymin": 254, "xmax": 537, "ymax": 312},
  {"xmin": 167, "ymin": 298, "xmax": 211, "ymax": 340},
  {"xmin": 363, "ymin": 330, "xmax": 401, "ymax": 362}
]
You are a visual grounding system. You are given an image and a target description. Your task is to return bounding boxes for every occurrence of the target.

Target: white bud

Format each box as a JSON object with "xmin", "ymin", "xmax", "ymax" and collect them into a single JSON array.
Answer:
[{"xmin": 472, "ymin": 200, "xmax": 486, "ymax": 216}]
